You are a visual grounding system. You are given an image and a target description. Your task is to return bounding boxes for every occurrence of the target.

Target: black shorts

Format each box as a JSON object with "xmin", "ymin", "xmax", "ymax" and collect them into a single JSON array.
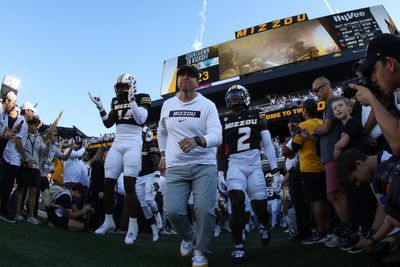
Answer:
[
  {"xmin": 17, "ymin": 166, "xmax": 41, "ymax": 188},
  {"xmin": 47, "ymin": 207, "xmax": 69, "ymax": 230},
  {"xmin": 301, "ymin": 172, "xmax": 326, "ymax": 204}
]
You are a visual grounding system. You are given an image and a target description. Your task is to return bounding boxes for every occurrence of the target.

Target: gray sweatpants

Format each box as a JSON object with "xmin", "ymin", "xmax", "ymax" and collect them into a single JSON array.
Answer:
[{"xmin": 164, "ymin": 164, "xmax": 217, "ymax": 255}]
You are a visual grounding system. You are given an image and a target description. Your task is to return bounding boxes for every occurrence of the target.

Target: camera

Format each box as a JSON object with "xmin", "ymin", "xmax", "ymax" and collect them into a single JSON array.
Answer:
[
  {"xmin": 290, "ymin": 125, "xmax": 302, "ymax": 135},
  {"xmin": 340, "ymin": 76, "xmax": 378, "ymax": 98}
]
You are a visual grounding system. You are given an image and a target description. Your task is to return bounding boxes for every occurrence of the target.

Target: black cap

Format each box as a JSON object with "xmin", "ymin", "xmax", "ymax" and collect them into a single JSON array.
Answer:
[
  {"xmin": 176, "ymin": 65, "xmax": 200, "ymax": 80},
  {"xmin": 357, "ymin": 33, "xmax": 400, "ymax": 73}
]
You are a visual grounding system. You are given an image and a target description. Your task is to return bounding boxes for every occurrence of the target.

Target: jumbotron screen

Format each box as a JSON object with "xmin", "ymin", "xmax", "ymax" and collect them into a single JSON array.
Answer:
[{"xmin": 160, "ymin": 5, "xmax": 397, "ymax": 96}]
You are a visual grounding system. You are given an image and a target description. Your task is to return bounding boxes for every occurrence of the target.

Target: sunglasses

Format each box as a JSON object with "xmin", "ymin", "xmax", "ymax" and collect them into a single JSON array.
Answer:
[{"xmin": 312, "ymin": 84, "xmax": 326, "ymax": 93}]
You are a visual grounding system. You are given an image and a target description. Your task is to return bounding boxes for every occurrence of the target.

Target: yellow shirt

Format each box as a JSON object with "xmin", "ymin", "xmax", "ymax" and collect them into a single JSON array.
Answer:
[
  {"xmin": 53, "ymin": 158, "xmax": 64, "ymax": 184},
  {"xmin": 293, "ymin": 118, "xmax": 324, "ymax": 173}
]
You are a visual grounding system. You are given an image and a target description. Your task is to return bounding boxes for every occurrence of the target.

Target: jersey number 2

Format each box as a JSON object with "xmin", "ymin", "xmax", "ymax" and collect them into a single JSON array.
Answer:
[{"xmin": 237, "ymin": 127, "xmax": 251, "ymax": 152}]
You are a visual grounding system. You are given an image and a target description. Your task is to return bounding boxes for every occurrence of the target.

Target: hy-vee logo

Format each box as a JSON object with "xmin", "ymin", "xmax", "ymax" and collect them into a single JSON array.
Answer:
[{"xmin": 333, "ymin": 11, "xmax": 366, "ymax": 22}]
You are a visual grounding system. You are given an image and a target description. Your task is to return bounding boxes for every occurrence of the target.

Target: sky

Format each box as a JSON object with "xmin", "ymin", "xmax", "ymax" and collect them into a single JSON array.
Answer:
[{"xmin": 0, "ymin": 0, "xmax": 399, "ymax": 136}]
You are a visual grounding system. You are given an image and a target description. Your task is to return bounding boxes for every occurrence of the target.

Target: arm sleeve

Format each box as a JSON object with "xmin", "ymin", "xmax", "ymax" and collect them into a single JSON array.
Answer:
[
  {"xmin": 203, "ymin": 103, "xmax": 222, "ymax": 148},
  {"xmin": 261, "ymin": 130, "xmax": 278, "ymax": 170},
  {"xmin": 130, "ymin": 101, "xmax": 148, "ymax": 125},
  {"xmin": 68, "ymin": 147, "xmax": 86, "ymax": 159},
  {"xmin": 55, "ymin": 147, "xmax": 64, "ymax": 158},
  {"xmin": 157, "ymin": 105, "xmax": 168, "ymax": 152}
]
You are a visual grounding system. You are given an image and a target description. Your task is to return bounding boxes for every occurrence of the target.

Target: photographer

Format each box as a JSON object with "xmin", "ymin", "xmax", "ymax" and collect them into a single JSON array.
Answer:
[{"xmin": 350, "ymin": 33, "xmax": 400, "ymax": 156}]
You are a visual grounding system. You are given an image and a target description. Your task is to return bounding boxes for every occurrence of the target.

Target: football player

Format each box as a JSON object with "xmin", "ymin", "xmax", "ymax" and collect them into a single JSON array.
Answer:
[
  {"xmin": 136, "ymin": 126, "xmax": 163, "ymax": 241},
  {"xmin": 89, "ymin": 73, "xmax": 151, "ymax": 245},
  {"xmin": 217, "ymin": 84, "xmax": 279, "ymax": 263}
]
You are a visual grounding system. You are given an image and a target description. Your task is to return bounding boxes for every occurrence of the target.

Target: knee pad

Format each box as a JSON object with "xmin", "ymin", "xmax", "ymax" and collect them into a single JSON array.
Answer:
[
  {"xmin": 142, "ymin": 206, "xmax": 153, "ymax": 220},
  {"xmin": 146, "ymin": 200, "xmax": 158, "ymax": 213}
]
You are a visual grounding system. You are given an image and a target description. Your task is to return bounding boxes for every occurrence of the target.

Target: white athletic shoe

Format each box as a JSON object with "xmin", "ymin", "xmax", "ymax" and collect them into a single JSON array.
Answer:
[
  {"xmin": 125, "ymin": 232, "xmax": 136, "ymax": 245},
  {"xmin": 95, "ymin": 221, "xmax": 116, "ymax": 235},
  {"xmin": 155, "ymin": 212, "xmax": 163, "ymax": 229},
  {"xmin": 125, "ymin": 221, "xmax": 139, "ymax": 245},
  {"xmin": 151, "ymin": 224, "xmax": 160, "ymax": 242},
  {"xmin": 27, "ymin": 216, "xmax": 40, "ymax": 225},
  {"xmin": 192, "ymin": 250, "xmax": 208, "ymax": 267},
  {"xmin": 180, "ymin": 239, "xmax": 194, "ymax": 257}
]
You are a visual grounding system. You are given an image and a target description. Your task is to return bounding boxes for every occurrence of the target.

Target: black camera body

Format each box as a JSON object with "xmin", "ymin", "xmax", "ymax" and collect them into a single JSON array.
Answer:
[
  {"xmin": 340, "ymin": 76, "xmax": 378, "ymax": 98},
  {"xmin": 290, "ymin": 125, "xmax": 302, "ymax": 135}
]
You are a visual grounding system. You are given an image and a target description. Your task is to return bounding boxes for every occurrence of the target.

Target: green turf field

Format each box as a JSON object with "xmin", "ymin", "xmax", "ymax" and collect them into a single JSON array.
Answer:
[{"xmin": 0, "ymin": 222, "xmax": 378, "ymax": 267}]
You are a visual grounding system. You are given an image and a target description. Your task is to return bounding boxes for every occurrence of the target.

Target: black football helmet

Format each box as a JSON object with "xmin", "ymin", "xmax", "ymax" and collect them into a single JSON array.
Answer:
[{"xmin": 225, "ymin": 84, "xmax": 251, "ymax": 109}]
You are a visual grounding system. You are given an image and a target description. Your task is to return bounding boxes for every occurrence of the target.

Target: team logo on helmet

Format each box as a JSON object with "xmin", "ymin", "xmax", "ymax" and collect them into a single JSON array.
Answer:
[
  {"xmin": 114, "ymin": 73, "xmax": 137, "ymax": 98},
  {"xmin": 225, "ymin": 84, "xmax": 251, "ymax": 109}
]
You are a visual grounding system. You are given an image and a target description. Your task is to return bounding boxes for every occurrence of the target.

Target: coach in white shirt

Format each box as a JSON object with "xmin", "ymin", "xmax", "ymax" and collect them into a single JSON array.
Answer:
[{"xmin": 157, "ymin": 65, "xmax": 222, "ymax": 267}]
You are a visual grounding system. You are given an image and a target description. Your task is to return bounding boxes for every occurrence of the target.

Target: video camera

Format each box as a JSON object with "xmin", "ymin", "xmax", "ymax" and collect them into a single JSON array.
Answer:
[{"xmin": 340, "ymin": 76, "xmax": 378, "ymax": 98}]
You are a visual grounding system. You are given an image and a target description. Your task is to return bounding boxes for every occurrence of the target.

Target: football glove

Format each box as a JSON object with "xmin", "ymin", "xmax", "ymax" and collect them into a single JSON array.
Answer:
[
  {"xmin": 217, "ymin": 171, "xmax": 227, "ymax": 194},
  {"xmin": 88, "ymin": 92, "xmax": 104, "ymax": 111},
  {"xmin": 128, "ymin": 85, "xmax": 136, "ymax": 103}
]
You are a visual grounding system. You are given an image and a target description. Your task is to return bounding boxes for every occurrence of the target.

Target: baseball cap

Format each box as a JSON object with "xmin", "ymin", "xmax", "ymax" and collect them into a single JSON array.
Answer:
[
  {"xmin": 21, "ymin": 102, "xmax": 37, "ymax": 113},
  {"xmin": 357, "ymin": 33, "xmax": 400, "ymax": 73},
  {"xmin": 176, "ymin": 65, "xmax": 200, "ymax": 79},
  {"xmin": 5, "ymin": 91, "xmax": 17, "ymax": 102}
]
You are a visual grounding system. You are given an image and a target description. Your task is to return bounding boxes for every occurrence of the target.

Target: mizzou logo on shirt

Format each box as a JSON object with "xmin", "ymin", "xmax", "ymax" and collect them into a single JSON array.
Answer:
[{"xmin": 169, "ymin": 110, "xmax": 201, "ymax": 118}]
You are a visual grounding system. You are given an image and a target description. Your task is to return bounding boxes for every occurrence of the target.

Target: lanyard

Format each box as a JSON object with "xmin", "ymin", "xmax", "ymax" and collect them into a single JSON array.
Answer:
[{"xmin": 28, "ymin": 134, "xmax": 37, "ymax": 156}]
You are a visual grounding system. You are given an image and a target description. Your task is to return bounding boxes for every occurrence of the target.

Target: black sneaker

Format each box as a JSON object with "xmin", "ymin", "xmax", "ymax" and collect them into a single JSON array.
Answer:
[
  {"xmin": 0, "ymin": 214, "xmax": 17, "ymax": 223},
  {"xmin": 260, "ymin": 226, "xmax": 271, "ymax": 245},
  {"xmin": 231, "ymin": 248, "xmax": 247, "ymax": 264},
  {"xmin": 302, "ymin": 232, "xmax": 329, "ymax": 245}
]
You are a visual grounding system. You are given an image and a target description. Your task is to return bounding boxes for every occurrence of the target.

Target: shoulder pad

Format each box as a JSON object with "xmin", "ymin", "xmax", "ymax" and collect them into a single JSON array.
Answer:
[{"xmin": 135, "ymin": 93, "xmax": 151, "ymax": 109}]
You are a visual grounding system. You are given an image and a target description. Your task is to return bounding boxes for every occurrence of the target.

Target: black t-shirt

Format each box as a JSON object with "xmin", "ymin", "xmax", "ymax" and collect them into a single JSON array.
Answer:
[
  {"xmin": 220, "ymin": 109, "xmax": 263, "ymax": 155},
  {"xmin": 342, "ymin": 117, "xmax": 365, "ymax": 152},
  {"xmin": 54, "ymin": 194, "xmax": 72, "ymax": 210},
  {"xmin": 139, "ymin": 141, "xmax": 159, "ymax": 176}
]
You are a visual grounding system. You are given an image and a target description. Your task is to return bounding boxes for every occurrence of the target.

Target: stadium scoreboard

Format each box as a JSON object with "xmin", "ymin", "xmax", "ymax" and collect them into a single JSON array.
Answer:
[{"xmin": 160, "ymin": 5, "xmax": 398, "ymax": 97}]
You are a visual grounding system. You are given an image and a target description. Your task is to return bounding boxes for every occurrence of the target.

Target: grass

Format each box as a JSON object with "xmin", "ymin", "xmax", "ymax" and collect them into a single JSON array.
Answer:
[{"xmin": 0, "ymin": 221, "xmax": 378, "ymax": 267}]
